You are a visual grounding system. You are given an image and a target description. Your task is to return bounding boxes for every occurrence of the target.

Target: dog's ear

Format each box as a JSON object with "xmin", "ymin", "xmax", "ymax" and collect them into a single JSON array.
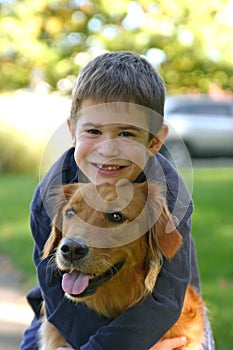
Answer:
[
  {"xmin": 42, "ymin": 205, "xmax": 64, "ymax": 259},
  {"xmin": 147, "ymin": 183, "xmax": 182, "ymax": 259},
  {"xmin": 151, "ymin": 206, "xmax": 182, "ymax": 259},
  {"xmin": 42, "ymin": 184, "xmax": 79, "ymax": 259}
]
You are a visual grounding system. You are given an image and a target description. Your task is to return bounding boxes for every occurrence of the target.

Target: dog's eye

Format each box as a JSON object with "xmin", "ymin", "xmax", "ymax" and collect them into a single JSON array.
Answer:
[
  {"xmin": 65, "ymin": 208, "xmax": 76, "ymax": 220},
  {"xmin": 107, "ymin": 212, "xmax": 126, "ymax": 223}
]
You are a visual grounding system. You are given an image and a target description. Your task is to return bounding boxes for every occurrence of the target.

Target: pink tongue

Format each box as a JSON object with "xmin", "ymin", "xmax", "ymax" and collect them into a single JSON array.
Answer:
[{"xmin": 62, "ymin": 270, "xmax": 90, "ymax": 295}]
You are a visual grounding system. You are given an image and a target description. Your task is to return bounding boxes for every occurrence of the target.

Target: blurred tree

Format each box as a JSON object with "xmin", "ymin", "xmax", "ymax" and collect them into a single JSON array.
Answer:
[{"xmin": 0, "ymin": 0, "xmax": 232, "ymax": 94}]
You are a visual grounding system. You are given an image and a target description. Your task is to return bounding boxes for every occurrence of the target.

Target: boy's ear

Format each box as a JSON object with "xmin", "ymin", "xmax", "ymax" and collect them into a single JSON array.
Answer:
[
  {"xmin": 148, "ymin": 124, "xmax": 168, "ymax": 155},
  {"xmin": 67, "ymin": 118, "xmax": 76, "ymax": 147}
]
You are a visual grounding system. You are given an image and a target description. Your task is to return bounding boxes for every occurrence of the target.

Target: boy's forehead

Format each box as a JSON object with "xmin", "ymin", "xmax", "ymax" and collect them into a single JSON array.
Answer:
[{"xmin": 77, "ymin": 101, "xmax": 163, "ymax": 135}]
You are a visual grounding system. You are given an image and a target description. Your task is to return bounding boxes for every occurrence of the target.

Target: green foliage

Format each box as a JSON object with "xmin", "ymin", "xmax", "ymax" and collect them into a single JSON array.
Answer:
[
  {"xmin": 0, "ymin": 0, "xmax": 232, "ymax": 93},
  {"xmin": 0, "ymin": 169, "xmax": 233, "ymax": 347},
  {"xmin": 0, "ymin": 126, "xmax": 40, "ymax": 174}
]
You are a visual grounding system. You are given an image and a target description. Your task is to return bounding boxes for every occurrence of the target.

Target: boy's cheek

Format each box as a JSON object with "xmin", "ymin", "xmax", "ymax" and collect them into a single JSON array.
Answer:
[
  {"xmin": 72, "ymin": 144, "xmax": 82, "ymax": 166},
  {"xmin": 125, "ymin": 145, "xmax": 150, "ymax": 166},
  {"xmin": 73, "ymin": 138, "xmax": 150, "ymax": 170}
]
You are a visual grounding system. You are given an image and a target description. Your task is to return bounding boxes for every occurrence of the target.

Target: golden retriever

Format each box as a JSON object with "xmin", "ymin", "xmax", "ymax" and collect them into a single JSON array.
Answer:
[{"xmin": 40, "ymin": 181, "xmax": 205, "ymax": 350}]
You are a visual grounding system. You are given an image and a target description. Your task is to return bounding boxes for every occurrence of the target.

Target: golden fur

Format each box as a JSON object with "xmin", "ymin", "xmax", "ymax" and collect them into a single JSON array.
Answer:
[{"xmin": 40, "ymin": 182, "xmax": 205, "ymax": 350}]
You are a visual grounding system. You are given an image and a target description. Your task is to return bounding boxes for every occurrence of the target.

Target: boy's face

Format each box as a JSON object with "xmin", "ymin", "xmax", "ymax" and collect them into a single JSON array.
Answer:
[{"xmin": 68, "ymin": 100, "xmax": 167, "ymax": 185}]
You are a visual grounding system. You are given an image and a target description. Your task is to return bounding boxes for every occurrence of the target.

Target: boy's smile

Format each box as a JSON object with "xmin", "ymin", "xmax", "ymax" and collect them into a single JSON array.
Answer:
[
  {"xmin": 91, "ymin": 162, "xmax": 130, "ymax": 174},
  {"xmin": 68, "ymin": 101, "xmax": 167, "ymax": 185}
]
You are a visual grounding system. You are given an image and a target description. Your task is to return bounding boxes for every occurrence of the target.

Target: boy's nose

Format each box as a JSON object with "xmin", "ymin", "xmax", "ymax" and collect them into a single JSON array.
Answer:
[{"xmin": 97, "ymin": 139, "xmax": 120, "ymax": 157}]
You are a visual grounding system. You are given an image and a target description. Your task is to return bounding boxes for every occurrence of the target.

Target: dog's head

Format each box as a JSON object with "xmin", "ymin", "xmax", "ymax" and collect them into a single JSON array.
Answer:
[{"xmin": 43, "ymin": 182, "xmax": 182, "ymax": 317}]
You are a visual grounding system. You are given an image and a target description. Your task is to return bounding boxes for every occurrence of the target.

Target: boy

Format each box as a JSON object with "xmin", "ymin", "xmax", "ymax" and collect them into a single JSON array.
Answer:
[{"xmin": 21, "ymin": 51, "xmax": 214, "ymax": 350}]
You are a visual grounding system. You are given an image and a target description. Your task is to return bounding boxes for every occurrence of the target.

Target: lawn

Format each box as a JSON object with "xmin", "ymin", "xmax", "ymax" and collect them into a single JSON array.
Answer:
[
  {"xmin": 0, "ymin": 174, "xmax": 38, "ymax": 284},
  {"xmin": 0, "ymin": 168, "xmax": 233, "ymax": 349},
  {"xmin": 191, "ymin": 168, "xmax": 233, "ymax": 350}
]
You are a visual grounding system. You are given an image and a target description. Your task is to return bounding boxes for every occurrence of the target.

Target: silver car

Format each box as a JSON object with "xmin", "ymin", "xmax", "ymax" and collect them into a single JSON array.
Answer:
[{"xmin": 162, "ymin": 95, "xmax": 233, "ymax": 160}]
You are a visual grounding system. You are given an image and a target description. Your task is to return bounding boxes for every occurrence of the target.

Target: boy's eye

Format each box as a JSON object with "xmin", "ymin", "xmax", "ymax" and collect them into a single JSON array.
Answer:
[
  {"xmin": 119, "ymin": 131, "xmax": 135, "ymax": 137},
  {"xmin": 87, "ymin": 129, "xmax": 102, "ymax": 135}
]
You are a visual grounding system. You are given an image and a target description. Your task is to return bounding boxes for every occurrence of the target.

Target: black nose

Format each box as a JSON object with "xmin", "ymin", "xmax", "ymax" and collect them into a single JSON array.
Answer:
[{"xmin": 60, "ymin": 238, "xmax": 89, "ymax": 261}]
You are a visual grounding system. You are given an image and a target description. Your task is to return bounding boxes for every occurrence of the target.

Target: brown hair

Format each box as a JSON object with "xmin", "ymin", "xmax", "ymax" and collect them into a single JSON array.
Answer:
[{"xmin": 70, "ymin": 51, "xmax": 165, "ymax": 126}]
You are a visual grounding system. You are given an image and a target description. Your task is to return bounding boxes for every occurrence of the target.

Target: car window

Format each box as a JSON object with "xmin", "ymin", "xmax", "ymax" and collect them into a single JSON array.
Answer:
[{"xmin": 172, "ymin": 103, "xmax": 231, "ymax": 116}]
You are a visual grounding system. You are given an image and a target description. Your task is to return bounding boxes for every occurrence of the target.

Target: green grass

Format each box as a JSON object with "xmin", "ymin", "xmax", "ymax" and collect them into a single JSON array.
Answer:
[
  {"xmin": 192, "ymin": 168, "xmax": 233, "ymax": 350},
  {"xmin": 0, "ymin": 169, "xmax": 233, "ymax": 348},
  {"xmin": 0, "ymin": 174, "xmax": 38, "ymax": 285}
]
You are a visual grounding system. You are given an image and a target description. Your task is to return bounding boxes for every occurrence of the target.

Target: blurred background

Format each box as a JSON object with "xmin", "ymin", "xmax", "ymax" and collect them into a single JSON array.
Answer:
[{"xmin": 0, "ymin": 0, "xmax": 232, "ymax": 349}]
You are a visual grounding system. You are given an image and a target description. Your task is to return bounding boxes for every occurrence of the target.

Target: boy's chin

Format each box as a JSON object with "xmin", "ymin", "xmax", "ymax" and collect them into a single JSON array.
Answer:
[
  {"xmin": 91, "ymin": 177, "xmax": 123, "ymax": 186},
  {"xmin": 89, "ymin": 174, "xmax": 134, "ymax": 186}
]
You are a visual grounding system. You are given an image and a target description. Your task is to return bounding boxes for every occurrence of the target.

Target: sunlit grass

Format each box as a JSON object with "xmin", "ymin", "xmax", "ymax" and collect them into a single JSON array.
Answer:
[
  {"xmin": 192, "ymin": 168, "xmax": 233, "ymax": 350},
  {"xmin": 0, "ymin": 174, "xmax": 38, "ymax": 284},
  {"xmin": 0, "ymin": 168, "xmax": 232, "ymax": 348}
]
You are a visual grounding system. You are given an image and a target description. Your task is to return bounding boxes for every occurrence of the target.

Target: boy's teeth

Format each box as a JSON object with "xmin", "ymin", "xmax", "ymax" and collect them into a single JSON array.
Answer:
[{"xmin": 97, "ymin": 164, "xmax": 121, "ymax": 170}]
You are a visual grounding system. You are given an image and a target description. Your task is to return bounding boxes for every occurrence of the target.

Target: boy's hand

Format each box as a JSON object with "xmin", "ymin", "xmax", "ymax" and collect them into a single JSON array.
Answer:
[
  {"xmin": 56, "ymin": 338, "xmax": 187, "ymax": 350},
  {"xmin": 149, "ymin": 337, "xmax": 187, "ymax": 350}
]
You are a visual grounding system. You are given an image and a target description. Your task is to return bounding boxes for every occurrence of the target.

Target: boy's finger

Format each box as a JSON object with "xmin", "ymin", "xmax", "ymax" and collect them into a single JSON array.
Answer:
[
  {"xmin": 149, "ymin": 336, "xmax": 186, "ymax": 350},
  {"xmin": 170, "ymin": 336, "xmax": 187, "ymax": 347}
]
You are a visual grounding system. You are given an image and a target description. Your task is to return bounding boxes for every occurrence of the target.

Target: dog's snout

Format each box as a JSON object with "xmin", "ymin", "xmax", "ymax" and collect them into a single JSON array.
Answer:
[{"xmin": 60, "ymin": 238, "xmax": 89, "ymax": 261}]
